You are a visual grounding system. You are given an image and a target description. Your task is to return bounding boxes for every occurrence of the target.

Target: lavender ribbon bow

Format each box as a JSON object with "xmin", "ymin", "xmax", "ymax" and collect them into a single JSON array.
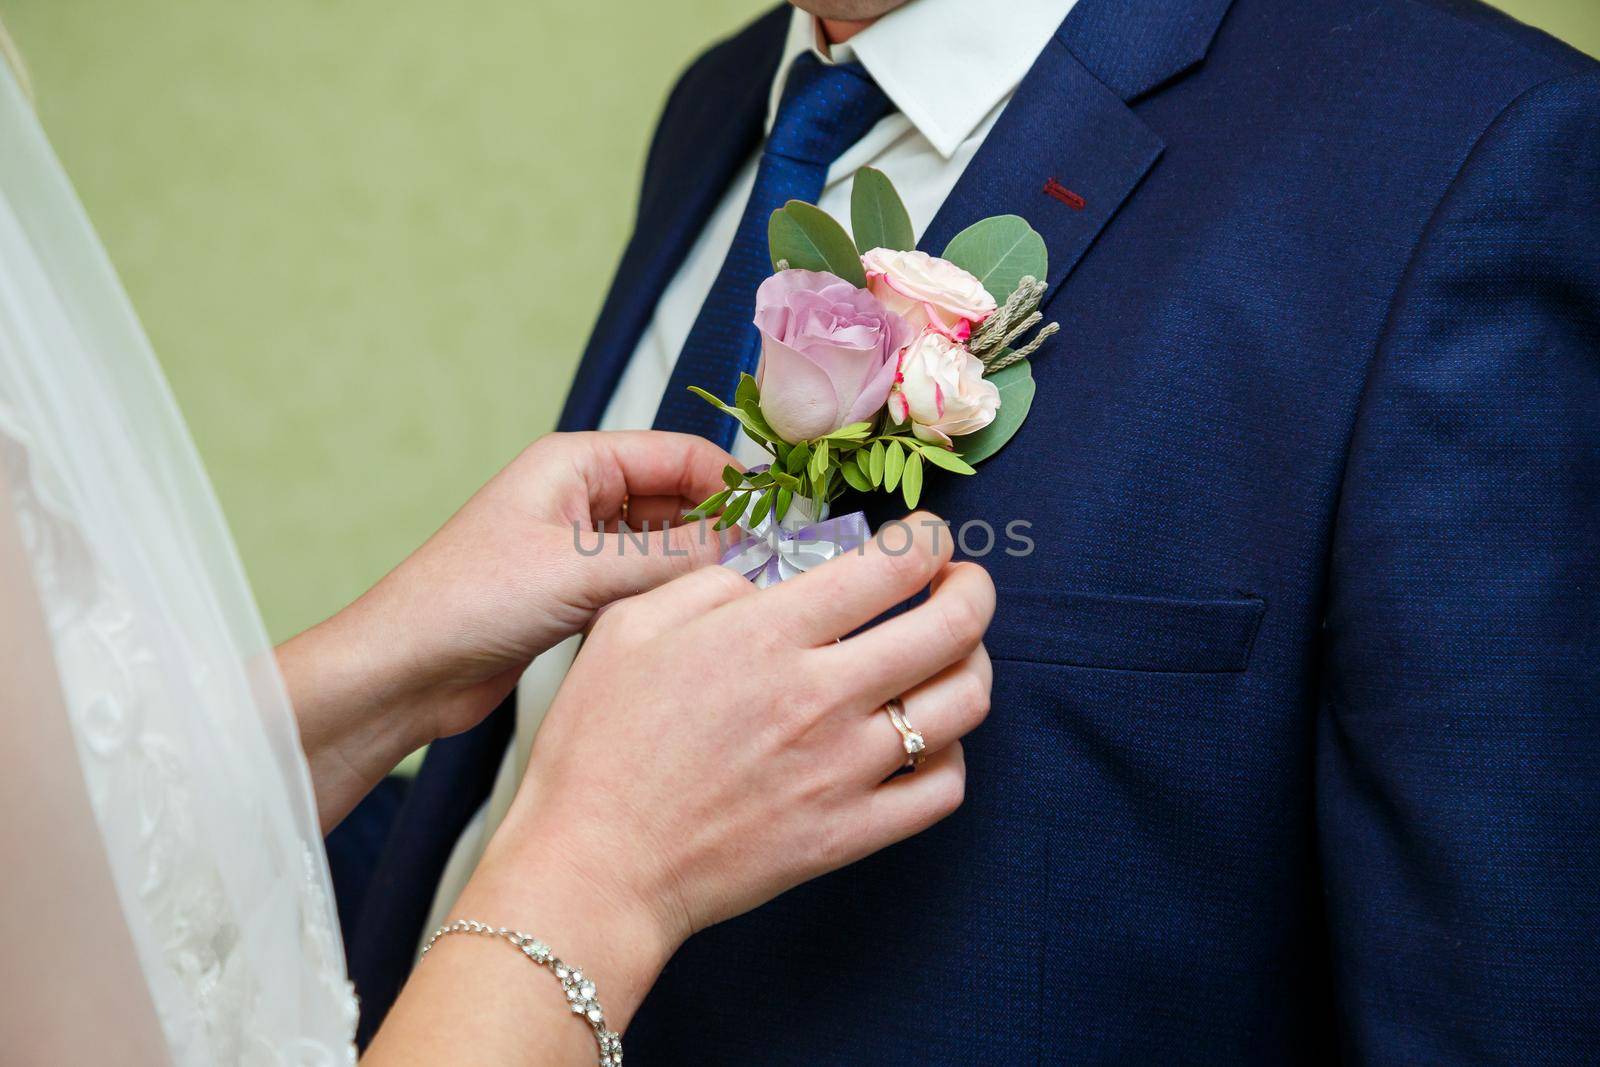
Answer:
[{"xmin": 720, "ymin": 501, "xmax": 872, "ymax": 588}]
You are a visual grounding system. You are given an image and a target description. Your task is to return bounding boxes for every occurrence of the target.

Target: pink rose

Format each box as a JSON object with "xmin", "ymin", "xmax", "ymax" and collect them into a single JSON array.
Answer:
[
  {"xmin": 888, "ymin": 331, "xmax": 1001, "ymax": 446},
  {"xmin": 862, "ymin": 247, "xmax": 997, "ymax": 342},
  {"xmin": 753, "ymin": 269, "xmax": 911, "ymax": 443}
]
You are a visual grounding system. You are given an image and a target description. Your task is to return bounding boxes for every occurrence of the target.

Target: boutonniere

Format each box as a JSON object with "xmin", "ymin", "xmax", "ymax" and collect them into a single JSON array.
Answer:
[{"xmin": 686, "ymin": 168, "xmax": 1058, "ymax": 585}]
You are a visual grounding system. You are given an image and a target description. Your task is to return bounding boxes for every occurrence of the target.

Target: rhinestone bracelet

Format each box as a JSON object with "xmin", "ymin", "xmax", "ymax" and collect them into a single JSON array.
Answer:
[{"xmin": 421, "ymin": 918, "xmax": 622, "ymax": 1065}]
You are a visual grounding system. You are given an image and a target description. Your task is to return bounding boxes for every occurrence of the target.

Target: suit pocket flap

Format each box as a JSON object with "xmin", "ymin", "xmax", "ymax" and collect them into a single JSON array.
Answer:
[{"xmin": 989, "ymin": 587, "xmax": 1265, "ymax": 673}]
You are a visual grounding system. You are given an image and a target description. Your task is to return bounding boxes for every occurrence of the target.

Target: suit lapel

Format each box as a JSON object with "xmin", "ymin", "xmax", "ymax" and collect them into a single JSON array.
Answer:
[
  {"xmin": 919, "ymin": 44, "xmax": 1163, "ymax": 299},
  {"xmin": 558, "ymin": 8, "xmax": 789, "ymax": 432},
  {"xmin": 921, "ymin": 0, "xmax": 1236, "ymax": 304},
  {"xmin": 1062, "ymin": 0, "xmax": 1237, "ymax": 102},
  {"xmin": 567, "ymin": 0, "xmax": 1240, "ymax": 432}
]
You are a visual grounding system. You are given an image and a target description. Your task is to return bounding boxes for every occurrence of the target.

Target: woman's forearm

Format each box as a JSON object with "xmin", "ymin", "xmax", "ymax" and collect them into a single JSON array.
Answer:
[
  {"xmin": 362, "ymin": 820, "xmax": 677, "ymax": 1066},
  {"xmin": 277, "ymin": 598, "xmax": 436, "ymax": 832},
  {"xmin": 277, "ymin": 569, "xmax": 513, "ymax": 833}
]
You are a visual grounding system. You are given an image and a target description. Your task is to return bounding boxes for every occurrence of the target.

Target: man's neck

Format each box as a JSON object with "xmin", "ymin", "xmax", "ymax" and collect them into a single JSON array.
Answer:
[{"xmin": 820, "ymin": 17, "xmax": 876, "ymax": 47}]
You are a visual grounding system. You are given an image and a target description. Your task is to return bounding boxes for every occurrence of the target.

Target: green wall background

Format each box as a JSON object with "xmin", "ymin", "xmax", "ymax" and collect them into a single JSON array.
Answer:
[{"xmin": 3, "ymin": 1, "xmax": 1597, "ymax": 642}]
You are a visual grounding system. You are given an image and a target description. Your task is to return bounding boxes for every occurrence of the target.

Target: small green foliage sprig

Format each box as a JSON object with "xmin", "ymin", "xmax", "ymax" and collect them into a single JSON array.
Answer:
[{"xmin": 682, "ymin": 372, "xmax": 977, "ymax": 530}]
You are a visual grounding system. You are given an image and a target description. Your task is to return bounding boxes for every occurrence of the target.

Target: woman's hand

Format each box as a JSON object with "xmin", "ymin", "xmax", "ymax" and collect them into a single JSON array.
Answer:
[
  {"xmin": 280, "ymin": 430, "xmax": 735, "ymax": 830},
  {"xmin": 405, "ymin": 514, "xmax": 994, "ymax": 1053}
]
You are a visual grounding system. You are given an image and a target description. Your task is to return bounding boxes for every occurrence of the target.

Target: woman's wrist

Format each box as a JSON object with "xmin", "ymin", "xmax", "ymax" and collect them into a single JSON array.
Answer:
[
  {"xmin": 278, "ymin": 591, "xmax": 442, "ymax": 830},
  {"xmin": 458, "ymin": 812, "xmax": 684, "ymax": 1035},
  {"xmin": 366, "ymin": 817, "xmax": 677, "ymax": 1065}
]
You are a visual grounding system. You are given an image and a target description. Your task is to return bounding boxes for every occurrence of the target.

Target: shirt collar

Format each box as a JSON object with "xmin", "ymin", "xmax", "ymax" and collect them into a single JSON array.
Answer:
[{"xmin": 765, "ymin": 0, "xmax": 1077, "ymax": 160}]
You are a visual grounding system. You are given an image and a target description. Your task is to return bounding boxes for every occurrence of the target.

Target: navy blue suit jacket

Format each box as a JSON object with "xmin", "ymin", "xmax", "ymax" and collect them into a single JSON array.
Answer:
[{"xmin": 345, "ymin": 0, "xmax": 1600, "ymax": 1060}]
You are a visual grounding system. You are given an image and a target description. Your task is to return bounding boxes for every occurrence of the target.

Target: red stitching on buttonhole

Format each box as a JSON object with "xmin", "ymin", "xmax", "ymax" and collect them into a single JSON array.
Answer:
[{"xmin": 1043, "ymin": 178, "xmax": 1086, "ymax": 211}]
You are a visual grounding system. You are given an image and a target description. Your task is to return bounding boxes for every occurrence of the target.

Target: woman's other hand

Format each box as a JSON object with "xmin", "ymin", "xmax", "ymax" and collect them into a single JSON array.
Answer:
[
  {"xmin": 442, "ymin": 514, "xmax": 995, "ymax": 1039},
  {"xmin": 281, "ymin": 430, "xmax": 734, "ymax": 830}
]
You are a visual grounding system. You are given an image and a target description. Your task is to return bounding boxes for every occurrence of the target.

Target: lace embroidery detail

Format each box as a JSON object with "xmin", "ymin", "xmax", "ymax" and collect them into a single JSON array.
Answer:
[{"xmin": 1, "ymin": 418, "xmax": 357, "ymax": 1064}]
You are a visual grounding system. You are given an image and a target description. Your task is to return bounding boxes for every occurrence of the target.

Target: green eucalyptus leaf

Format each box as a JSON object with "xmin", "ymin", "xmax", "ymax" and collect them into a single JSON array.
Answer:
[
  {"xmin": 884, "ymin": 439, "xmax": 906, "ymax": 492},
  {"xmin": 773, "ymin": 201, "xmax": 866, "ymax": 287},
  {"xmin": 776, "ymin": 487, "xmax": 794, "ymax": 522},
  {"xmin": 850, "ymin": 166, "xmax": 915, "ymax": 254},
  {"xmin": 941, "ymin": 215, "xmax": 1048, "ymax": 305},
  {"xmin": 901, "ymin": 451, "xmax": 924, "ymax": 509},
  {"xmin": 768, "ymin": 209, "xmax": 810, "ymax": 272},
  {"xmin": 721, "ymin": 465, "xmax": 744, "ymax": 490},
  {"xmin": 869, "ymin": 440, "xmax": 885, "ymax": 485},
  {"xmin": 917, "ymin": 444, "xmax": 978, "ymax": 475},
  {"xmin": 840, "ymin": 461, "xmax": 872, "ymax": 492},
  {"xmin": 855, "ymin": 450, "xmax": 873, "ymax": 482},
  {"xmin": 955, "ymin": 359, "xmax": 1036, "ymax": 465}
]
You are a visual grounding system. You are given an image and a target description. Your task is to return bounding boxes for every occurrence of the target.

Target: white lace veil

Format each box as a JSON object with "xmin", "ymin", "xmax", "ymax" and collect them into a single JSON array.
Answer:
[{"xmin": 0, "ymin": 46, "xmax": 355, "ymax": 1065}]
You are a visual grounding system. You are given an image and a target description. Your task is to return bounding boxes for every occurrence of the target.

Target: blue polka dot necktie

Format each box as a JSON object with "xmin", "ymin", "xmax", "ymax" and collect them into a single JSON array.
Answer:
[{"xmin": 652, "ymin": 54, "xmax": 892, "ymax": 445}]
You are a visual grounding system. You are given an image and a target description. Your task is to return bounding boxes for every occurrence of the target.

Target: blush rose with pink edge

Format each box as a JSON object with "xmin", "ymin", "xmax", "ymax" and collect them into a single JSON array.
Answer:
[{"xmin": 862, "ymin": 247, "xmax": 997, "ymax": 343}]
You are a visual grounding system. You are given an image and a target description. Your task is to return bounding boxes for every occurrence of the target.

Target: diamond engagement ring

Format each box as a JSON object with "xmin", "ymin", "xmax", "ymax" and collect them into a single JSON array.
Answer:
[{"xmin": 885, "ymin": 696, "xmax": 926, "ymax": 770}]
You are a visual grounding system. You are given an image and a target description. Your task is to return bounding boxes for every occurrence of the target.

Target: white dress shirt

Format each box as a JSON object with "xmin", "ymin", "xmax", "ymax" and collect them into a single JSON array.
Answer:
[{"xmin": 424, "ymin": 0, "xmax": 1077, "ymax": 939}]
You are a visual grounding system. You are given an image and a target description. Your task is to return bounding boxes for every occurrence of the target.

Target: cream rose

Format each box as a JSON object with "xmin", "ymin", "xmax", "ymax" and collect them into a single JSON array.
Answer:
[
  {"xmin": 887, "ymin": 331, "xmax": 1001, "ymax": 446},
  {"xmin": 862, "ymin": 247, "xmax": 997, "ymax": 342}
]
